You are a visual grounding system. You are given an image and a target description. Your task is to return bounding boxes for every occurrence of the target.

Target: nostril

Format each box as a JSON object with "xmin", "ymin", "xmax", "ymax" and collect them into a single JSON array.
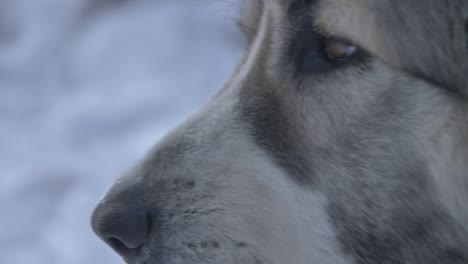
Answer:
[
  {"xmin": 107, "ymin": 236, "xmax": 135, "ymax": 254},
  {"xmin": 107, "ymin": 236, "xmax": 131, "ymax": 253},
  {"xmin": 92, "ymin": 204, "xmax": 150, "ymax": 256}
]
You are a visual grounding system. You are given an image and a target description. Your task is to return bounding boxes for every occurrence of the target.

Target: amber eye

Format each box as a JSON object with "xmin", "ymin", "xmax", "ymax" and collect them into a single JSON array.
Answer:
[{"xmin": 324, "ymin": 38, "xmax": 357, "ymax": 60}]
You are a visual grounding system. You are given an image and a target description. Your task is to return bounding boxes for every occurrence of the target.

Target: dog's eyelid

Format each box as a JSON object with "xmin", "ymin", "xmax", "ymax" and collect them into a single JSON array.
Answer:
[
  {"xmin": 310, "ymin": 25, "xmax": 358, "ymax": 47},
  {"xmin": 310, "ymin": 26, "xmax": 361, "ymax": 58},
  {"xmin": 310, "ymin": 25, "xmax": 328, "ymax": 37},
  {"xmin": 324, "ymin": 38, "xmax": 357, "ymax": 60}
]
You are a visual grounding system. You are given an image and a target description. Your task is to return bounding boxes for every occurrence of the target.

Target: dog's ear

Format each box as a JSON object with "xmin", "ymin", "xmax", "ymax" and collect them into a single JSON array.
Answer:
[{"xmin": 316, "ymin": 0, "xmax": 468, "ymax": 97}]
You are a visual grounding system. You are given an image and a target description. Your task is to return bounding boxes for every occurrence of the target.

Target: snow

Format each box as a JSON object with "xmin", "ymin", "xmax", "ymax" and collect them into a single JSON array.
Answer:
[{"xmin": 0, "ymin": 0, "xmax": 244, "ymax": 263}]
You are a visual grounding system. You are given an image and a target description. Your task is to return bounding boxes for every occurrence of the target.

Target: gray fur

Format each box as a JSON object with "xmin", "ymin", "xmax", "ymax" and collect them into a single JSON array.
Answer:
[
  {"xmin": 92, "ymin": 0, "xmax": 468, "ymax": 263},
  {"xmin": 315, "ymin": 0, "xmax": 468, "ymax": 96}
]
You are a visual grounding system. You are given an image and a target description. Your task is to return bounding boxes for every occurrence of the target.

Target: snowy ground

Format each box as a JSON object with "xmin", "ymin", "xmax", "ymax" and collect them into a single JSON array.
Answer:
[{"xmin": 0, "ymin": 1, "xmax": 243, "ymax": 263}]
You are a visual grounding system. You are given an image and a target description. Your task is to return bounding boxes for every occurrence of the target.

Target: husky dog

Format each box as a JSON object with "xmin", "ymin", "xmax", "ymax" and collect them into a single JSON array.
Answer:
[{"xmin": 92, "ymin": 0, "xmax": 468, "ymax": 263}]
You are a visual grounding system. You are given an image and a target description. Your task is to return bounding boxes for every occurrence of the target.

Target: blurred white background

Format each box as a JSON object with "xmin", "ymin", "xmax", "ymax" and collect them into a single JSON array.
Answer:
[{"xmin": 0, "ymin": 0, "xmax": 244, "ymax": 263}]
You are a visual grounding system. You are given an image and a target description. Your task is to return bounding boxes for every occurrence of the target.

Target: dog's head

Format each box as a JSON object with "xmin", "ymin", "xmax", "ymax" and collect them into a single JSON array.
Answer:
[{"xmin": 92, "ymin": 1, "xmax": 468, "ymax": 263}]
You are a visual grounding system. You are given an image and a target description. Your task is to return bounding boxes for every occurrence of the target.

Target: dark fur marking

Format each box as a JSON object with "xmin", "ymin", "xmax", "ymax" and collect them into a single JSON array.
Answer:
[
  {"xmin": 288, "ymin": 0, "xmax": 313, "ymax": 15},
  {"xmin": 286, "ymin": 1, "xmax": 369, "ymax": 76},
  {"xmin": 237, "ymin": 86, "xmax": 315, "ymax": 184}
]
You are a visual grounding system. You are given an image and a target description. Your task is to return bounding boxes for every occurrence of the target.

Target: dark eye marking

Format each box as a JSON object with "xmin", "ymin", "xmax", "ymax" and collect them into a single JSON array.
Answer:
[
  {"xmin": 288, "ymin": 20, "xmax": 365, "ymax": 75},
  {"xmin": 286, "ymin": 1, "xmax": 367, "ymax": 75}
]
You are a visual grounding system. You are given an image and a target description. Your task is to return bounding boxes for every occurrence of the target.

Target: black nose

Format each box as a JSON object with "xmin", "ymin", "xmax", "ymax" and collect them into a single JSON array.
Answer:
[{"xmin": 92, "ymin": 203, "xmax": 150, "ymax": 256}]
